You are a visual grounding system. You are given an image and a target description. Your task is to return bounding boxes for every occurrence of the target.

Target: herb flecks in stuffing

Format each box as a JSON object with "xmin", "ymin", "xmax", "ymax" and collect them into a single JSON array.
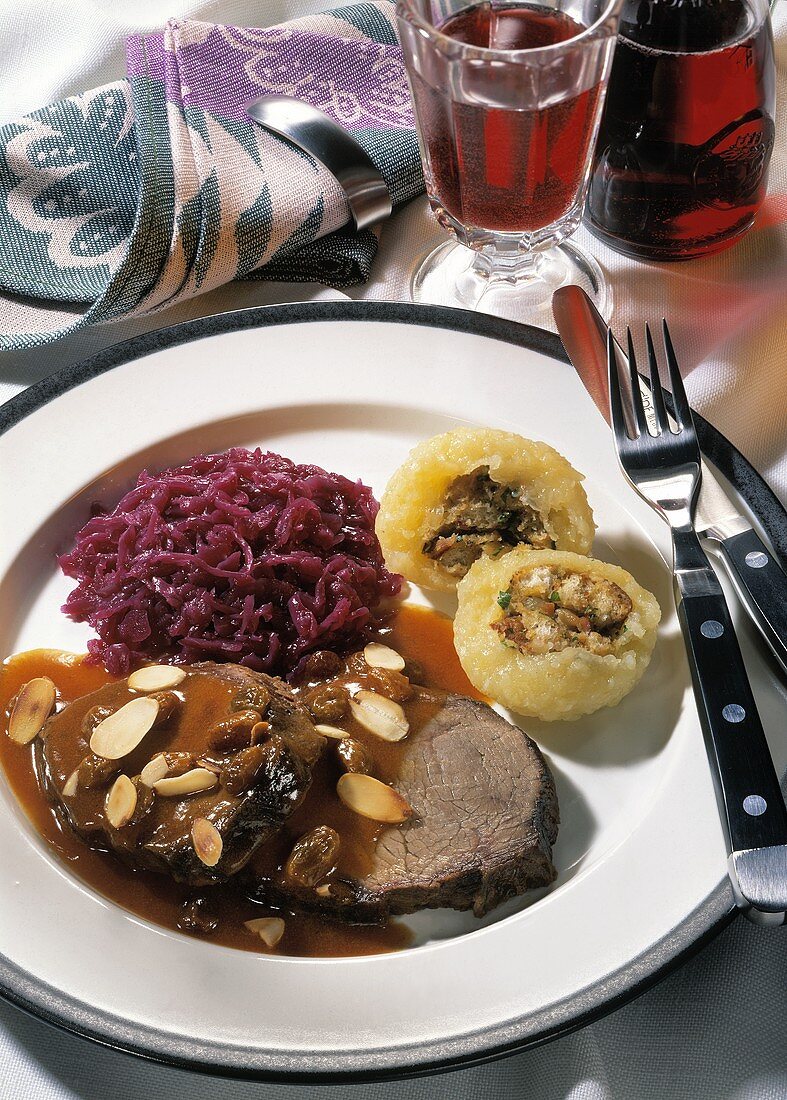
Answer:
[
  {"xmin": 492, "ymin": 564, "xmax": 632, "ymax": 657},
  {"xmin": 423, "ymin": 467, "xmax": 554, "ymax": 577}
]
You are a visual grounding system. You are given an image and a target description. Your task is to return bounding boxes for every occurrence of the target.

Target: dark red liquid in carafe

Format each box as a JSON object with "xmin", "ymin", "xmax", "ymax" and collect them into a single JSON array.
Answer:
[
  {"xmin": 411, "ymin": 3, "xmax": 603, "ymax": 233},
  {"xmin": 585, "ymin": 0, "xmax": 775, "ymax": 260}
]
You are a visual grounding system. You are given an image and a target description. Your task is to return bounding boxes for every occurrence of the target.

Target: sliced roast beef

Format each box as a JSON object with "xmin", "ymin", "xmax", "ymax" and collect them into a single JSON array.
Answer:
[
  {"xmin": 260, "ymin": 687, "xmax": 559, "ymax": 921},
  {"xmin": 41, "ymin": 663, "xmax": 325, "ymax": 884},
  {"xmin": 41, "ymin": 655, "xmax": 558, "ymax": 920}
]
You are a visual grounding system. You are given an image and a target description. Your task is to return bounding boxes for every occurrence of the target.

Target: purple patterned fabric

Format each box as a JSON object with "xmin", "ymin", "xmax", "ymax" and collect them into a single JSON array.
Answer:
[
  {"xmin": 127, "ymin": 20, "xmax": 412, "ymax": 131},
  {"xmin": 0, "ymin": 2, "xmax": 423, "ymax": 350}
]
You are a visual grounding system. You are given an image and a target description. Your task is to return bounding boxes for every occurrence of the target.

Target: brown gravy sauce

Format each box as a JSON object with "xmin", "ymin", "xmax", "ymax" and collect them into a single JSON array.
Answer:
[{"xmin": 0, "ymin": 605, "xmax": 482, "ymax": 958}]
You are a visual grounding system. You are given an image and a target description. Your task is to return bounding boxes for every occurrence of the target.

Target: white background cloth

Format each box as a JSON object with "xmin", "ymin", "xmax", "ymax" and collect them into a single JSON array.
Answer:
[{"xmin": 0, "ymin": 2, "xmax": 786, "ymax": 1097}]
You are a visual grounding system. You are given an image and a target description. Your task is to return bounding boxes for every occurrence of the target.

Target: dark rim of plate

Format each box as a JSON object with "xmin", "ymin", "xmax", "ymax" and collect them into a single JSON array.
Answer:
[{"xmin": 0, "ymin": 300, "xmax": 784, "ymax": 1083}]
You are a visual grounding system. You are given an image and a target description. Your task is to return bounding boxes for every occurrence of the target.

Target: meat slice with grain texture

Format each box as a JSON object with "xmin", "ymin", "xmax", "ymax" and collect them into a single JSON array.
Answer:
[{"xmin": 268, "ymin": 690, "xmax": 559, "ymax": 921}]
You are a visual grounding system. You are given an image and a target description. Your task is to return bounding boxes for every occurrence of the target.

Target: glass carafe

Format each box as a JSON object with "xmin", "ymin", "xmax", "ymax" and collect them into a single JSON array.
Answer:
[{"xmin": 585, "ymin": 0, "xmax": 776, "ymax": 260}]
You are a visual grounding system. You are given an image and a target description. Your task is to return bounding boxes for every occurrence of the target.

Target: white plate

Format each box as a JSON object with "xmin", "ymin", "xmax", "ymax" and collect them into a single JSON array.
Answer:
[{"xmin": 1, "ymin": 302, "xmax": 785, "ymax": 1080}]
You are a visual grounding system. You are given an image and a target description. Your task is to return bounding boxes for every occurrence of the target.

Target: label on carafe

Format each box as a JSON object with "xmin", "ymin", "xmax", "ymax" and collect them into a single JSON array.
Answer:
[{"xmin": 695, "ymin": 109, "xmax": 775, "ymax": 209}]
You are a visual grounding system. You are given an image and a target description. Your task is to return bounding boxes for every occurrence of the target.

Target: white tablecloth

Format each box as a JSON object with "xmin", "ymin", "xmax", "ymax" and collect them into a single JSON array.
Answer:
[{"xmin": 1, "ymin": 3, "xmax": 786, "ymax": 1097}]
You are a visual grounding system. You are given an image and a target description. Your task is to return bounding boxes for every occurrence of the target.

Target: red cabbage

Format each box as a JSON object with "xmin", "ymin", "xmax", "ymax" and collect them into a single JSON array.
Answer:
[{"xmin": 59, "ymin": 448, "xmax": 402, "ymax": 678}]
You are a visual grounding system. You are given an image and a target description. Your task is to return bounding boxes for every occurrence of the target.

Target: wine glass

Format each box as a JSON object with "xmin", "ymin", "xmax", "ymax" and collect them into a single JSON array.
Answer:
[{"xmin": 396, "ymin": 0, "xmax": 623, "ymax": 323}]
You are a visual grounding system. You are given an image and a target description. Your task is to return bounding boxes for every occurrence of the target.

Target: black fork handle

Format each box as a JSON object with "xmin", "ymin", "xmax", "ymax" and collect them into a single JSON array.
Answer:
[{"xmin": 675, "ymin": 554, "xmax": 787, "ymax": 923}]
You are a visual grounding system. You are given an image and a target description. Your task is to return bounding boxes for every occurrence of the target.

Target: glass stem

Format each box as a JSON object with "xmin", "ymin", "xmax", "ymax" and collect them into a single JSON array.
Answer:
[{"xmin": 471, "ymin": 242, "xmax": 539, "ymax": 285}]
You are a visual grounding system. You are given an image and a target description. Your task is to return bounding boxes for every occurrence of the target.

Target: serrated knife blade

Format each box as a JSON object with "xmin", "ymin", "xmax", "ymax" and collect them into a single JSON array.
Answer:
[{"xmin": 553, "ymin": 284, "xmax": 787, "ymax": 677}]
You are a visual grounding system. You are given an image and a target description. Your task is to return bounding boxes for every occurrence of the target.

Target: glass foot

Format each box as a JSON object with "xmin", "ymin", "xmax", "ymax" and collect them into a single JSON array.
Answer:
[{"xmin": 411, "ymin": 239, "xmax": 610, "ymax": 328}]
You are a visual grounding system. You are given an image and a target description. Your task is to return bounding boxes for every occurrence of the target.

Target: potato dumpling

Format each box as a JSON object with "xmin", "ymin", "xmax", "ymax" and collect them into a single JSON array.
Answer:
[
  {"xmin": 454, "ymin": 548, "xmax": 661, "ymax": 721},
  {"xmin": 376, "ymin": 428, "xmax": 595, "ymax": 591}
]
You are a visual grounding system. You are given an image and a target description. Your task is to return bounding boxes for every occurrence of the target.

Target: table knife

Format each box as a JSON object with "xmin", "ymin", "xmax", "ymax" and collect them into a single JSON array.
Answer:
[{"xmin": 552, "ymin": 284, "xmax": 787, "ymax": 677}]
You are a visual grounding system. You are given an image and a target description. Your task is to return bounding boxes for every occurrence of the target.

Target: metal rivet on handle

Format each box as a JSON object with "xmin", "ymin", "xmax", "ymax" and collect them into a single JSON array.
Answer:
[
  {"xmin": 722, "ymin": 704, "xmax": 746, "ymax": 723},
  {"xmin": 745, "ymin": 551, "xmax": 768, "ymax": 569},
  {"xmin": 743, "ymin": 795, "xmax": 767, "ymax": 817},
  {"xmin": 700, "ymin": 620, "xmax": 724, "ymax": 639}
]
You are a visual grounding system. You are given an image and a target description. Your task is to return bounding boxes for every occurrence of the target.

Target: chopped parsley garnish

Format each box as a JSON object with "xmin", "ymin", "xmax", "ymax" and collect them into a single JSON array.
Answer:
[
  {"xmin": 497, "ymin": 590, "xmax": 512, "ymax": 610},
  {"xmin": 549, "ymin": 590, "xmax": 560, "ymax": 603}
]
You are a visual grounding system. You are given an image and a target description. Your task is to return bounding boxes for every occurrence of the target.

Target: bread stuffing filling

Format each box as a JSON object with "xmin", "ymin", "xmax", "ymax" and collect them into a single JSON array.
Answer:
[
  {"xmin": 423, "ymin": 467, "xmax": 554, "ymax": 576},
  {"xmin": 493, "ymin": 565, "xmax": 633, "ymax": 656}
]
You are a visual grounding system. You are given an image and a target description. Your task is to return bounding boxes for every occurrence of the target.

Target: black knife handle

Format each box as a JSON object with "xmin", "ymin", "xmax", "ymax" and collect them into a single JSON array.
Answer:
[
  {"xmin": 677, "ymin": 583, "xmax": 787, "ymax": 861},
  {"xmin": 715, "ymin": 528, "xmax": 787, "ymax": 676}
]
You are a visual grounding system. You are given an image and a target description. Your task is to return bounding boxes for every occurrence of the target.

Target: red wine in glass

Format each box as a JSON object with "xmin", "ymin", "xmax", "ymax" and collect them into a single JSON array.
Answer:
[
  {"xmin": 410, "ymin": 3, "xmax": 604, "ymax": 234},
  {"xmin": 585, "ymin": 0, "xmax": 776, "ymax": 260}
]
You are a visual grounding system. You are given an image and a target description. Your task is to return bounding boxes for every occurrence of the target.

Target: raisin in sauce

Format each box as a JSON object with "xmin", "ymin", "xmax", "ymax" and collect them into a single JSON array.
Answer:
[{"xmin": 0, "ymin": 606, "xmax": 482, "ymax": 958}]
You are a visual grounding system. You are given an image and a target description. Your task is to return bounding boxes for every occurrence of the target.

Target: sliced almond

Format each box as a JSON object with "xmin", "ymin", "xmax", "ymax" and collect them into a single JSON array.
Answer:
[
  {"xmin": 7, "ymin": 677, "xmax": 56, "ymax": 744},
  {"xmin": 336, "ymin": 773, "xmax": 414, "ymax": 824},
  {"xmin": 314, "ymin": 723, "xmax": 348, "ymax": 740},
  {"xmin": 363, "ymin": 642, "xmax": 405, "ymax": 672},
  {"xmin": 154, "ymin": 767, "xmax": 217, "ymax": 797},
  {"xmin": 90, "ymin": 696, "xmax": 159, "ymax": 760},
  {"xmin": 62, "ymin": 768, "xmax": 79, "ymax": 798},
  {"xmin": 105, "ymin": 774, "xmax": 138, "ymax": 829},
  {"xmin": 349, "ymin": 691, "xmax": 409, "ymax": 742},
  {"xmin": 244, "ymin": 916, "xmax": 285, "ymax": 947},
  {"xmin": 128, "ymin": 664, "xmax": 187, "ymax": 693},
  {"xmin": 140, "ymin": 751, "xmax": 194, "ymax": 786},
  {"xmin": 139, "ymin": 753, "xmax": 169, "ymax": 788},
  {"xmin": 191, "ymin": 817, "xmax": 223, "ymax": 867}
]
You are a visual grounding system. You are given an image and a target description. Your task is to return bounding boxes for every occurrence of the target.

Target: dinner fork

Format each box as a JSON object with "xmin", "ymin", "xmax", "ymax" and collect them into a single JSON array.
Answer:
[{"xmin": 608, "ymin": 321, "xmax": 787, "ymax": 926}]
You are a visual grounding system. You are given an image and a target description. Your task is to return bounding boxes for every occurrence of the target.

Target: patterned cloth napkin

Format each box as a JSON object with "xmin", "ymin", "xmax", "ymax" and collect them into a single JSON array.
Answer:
[{"xmin": 0, "ymin": 0, "xmax": 420, "ymax": 350}]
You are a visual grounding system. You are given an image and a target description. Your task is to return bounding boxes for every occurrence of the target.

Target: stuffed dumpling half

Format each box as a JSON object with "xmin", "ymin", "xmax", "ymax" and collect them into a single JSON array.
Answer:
[
  {"xmin": 453, "ymin": 547, "xmax": 661, "ymax": 721},
  {"xmin": 376, "ymin": 428, "xmax": 595, "ymax": 592}
]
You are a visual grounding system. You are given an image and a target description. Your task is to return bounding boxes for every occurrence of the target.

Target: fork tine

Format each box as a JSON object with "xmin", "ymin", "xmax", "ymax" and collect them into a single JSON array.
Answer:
[
  {"xmin": 625, "ymin": 328, "xmax": 649, "ymax": 437},
  {"xmin": 662, "ymin": 319, "xmax": 692, "ymax": 430},
  {"xmin": 645, "ymin": 323, "xmax": 670, "ymax": 434},
  {"xmin": 607, "ymin": 328, "xmax": 630, "ymax": 442}
]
